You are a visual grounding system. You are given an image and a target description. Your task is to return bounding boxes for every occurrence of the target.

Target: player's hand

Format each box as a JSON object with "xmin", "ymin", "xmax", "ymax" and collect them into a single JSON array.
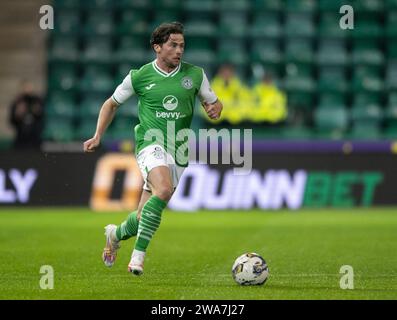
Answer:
[
  {"xmin": 203, "ymin": 100, "xmax": 223, "ymax": 120},
  {"xmin": 83, "ymin": 136, "xmax": 100, "ymax": 153}
]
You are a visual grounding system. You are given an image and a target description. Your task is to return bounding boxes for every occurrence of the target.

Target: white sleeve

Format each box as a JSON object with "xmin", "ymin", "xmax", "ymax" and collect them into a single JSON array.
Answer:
[
  {"xmin": 198, "ymin": 69, "xmax": 218, "ymax": 104},
  {"xmin": 111, "ymin": 73, "xmax": 135, "ymax": 105}
]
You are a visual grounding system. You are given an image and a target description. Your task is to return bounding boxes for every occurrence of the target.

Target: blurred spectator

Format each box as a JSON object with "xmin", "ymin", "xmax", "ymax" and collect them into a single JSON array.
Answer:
[
  {"xmin": 205, "ymin": 63, "xmax": 251, "ymax": 125},
  {"xmin": 9, "ymin": 81, "xmax": 44, "ymax": 149},
  {"xmin": 251, "ymin": 73, "xmax": 287, "ymax": 123},
  {"xmin": 203, "ymin": 65, "xmax": 287, "ymax": 126}
]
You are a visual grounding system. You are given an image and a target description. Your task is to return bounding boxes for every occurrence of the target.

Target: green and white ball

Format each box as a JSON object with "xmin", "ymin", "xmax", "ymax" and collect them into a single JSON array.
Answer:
[{"xmin": 232, "ymin": 253, "xmax": 269, "ymax": 285}]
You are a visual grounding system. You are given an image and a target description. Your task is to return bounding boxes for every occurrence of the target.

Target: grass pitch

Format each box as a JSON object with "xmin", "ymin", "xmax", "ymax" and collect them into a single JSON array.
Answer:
[{"xmin": 0, "ymin": 208, "xmax": 396, "ymax": 300}]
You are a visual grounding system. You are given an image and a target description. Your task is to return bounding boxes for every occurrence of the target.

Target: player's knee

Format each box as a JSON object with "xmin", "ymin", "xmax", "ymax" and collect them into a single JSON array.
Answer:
[{"xmin": 154, "ymin": 185, "xmax": 173, "ymax": 202}]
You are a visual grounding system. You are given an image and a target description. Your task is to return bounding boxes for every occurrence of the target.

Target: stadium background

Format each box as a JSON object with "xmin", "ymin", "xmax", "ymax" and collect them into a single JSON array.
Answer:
[{"xmin": 0, "ymin": 0, "xmax": 396, "ymax": 300}]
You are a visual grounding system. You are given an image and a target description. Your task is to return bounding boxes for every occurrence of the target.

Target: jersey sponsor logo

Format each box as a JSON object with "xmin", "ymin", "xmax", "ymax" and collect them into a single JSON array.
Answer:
[
  {"xmin": 181, "ymin": 76, "xmax": 193, "ymax": 89},
  {"xmin": 162, "ymin": 95, "xmax": 178, "ymax": 111},
  {"xmin": 156, "ymin": 111, "xmax": 182, "ymax": 119},
  {"xmin": 145, "ymin": 83, "xmax": 156, "ymax": 90}
]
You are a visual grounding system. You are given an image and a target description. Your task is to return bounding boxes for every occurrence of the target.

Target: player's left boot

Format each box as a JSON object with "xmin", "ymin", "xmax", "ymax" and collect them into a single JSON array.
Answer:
[
  {"xmin": 102, "ymin": 224, "xmax": 120, "ymax": 267},
  {"xmin": 127, "ymin": 249, "xmax": 145, "ymax": 276}
]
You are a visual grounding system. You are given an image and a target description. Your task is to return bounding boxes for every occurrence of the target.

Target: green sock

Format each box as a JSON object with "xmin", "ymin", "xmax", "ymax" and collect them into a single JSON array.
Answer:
[
  {"xmin": 116, "ymin": 211, "xmax": 139, "ymax": 241},
  {"xmin": 134, "ymin": 195, "xmax": 167, "ymax": 252}
]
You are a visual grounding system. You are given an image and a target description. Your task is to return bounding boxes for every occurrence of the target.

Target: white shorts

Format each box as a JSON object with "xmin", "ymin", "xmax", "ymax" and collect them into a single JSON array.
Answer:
[{"xmin": 136, "ymin": 144, "xmax": 186, "ymax": 192}]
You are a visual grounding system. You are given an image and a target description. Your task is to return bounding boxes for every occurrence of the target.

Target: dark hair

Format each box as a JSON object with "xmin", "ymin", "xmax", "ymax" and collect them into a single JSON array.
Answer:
[{"xmin": 150, "ymin": 22, "xmax": 184, "ymax": 48}]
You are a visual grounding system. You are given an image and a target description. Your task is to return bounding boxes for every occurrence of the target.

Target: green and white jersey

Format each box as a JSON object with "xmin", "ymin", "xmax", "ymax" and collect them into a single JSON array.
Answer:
[{"xmin": 112, "ymin": 60, "xmax": 217, "ymax": 166}]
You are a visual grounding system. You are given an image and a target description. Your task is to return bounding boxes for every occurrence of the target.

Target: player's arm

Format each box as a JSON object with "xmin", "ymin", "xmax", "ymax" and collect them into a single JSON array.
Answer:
[
  {"xmin": 198, "ymin": 70, "xmax": 223, "ymax": 120},
  {"xmin": 83, "ymin": 73, "xmax": 134, "ymax": 153},
  {"xmin": 203, "ymin": 99, "xmax": 223, "ymax": 120},
  {"xmin": 83, "ymin": 98, "xmax": 119, "ymax": 152}
]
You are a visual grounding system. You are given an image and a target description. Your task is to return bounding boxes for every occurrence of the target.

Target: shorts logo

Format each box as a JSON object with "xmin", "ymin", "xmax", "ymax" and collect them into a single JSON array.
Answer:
[
  {"xmin": 181, "ymin": 77, "xmax": 193, "ymax": 89},
  {"xmin": 152, "ymin": 146, "xmax": 164, "ymax": 159},
  {"xmin": 162, "ymin": 95, "xmax": 178, "ymax": 111}
]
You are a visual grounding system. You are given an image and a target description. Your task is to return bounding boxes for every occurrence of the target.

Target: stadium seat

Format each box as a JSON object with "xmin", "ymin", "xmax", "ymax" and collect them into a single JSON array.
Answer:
[
  {"xmin": 351, "ymin": 103, "xmax": 383, "ymax": 124},
  {"xmin": 281, "ymin": 125, "xmax": 313, "ymax": 139},
  {"xmin": 116, "ymin": 10, "xmax": 149, "ymax": 36},
  {"xmin": 115, "ymin": 63, "xmax": 131, "ymax": 84},
  {"xmin": 83, "ymin": 11, "xmax": 114, "ymax": 36},
  {"xmin": 318, "ymin": 13, "xmax": 347, "ymax": 39},
  {"xmin": 82, "ymin": 36, "xmax": 113, "ymax": 64},
  {"xmin": 285, "ymin": 0, "xmax": 316, "ymax": 12},
  {"xmin": 285, "ymin": 39, "xmax": 313, "ymax": 64},
  {"xmin": 318, "ymin": 67, "xmax": 349, "ymax": 93},
  {"xmin": 284, "ymin": 72, "xmax": 316, "ymax": 109},
  {"xmin": 114, "ymin": 36, "xmax": 148, "ymax": 65},
  {"xmin": 183, "ymin": 38, "xmax": 216, "ymax": 74},
  {"xmin": 48, "ymin": 63, "xmax": 78, "ymax": 91},
  {"xmin": 117, "ymin": 96, "xmax": 139, "ymax": 118},
  {"xmin": 316, "ymin": 39, "xmax": 349, "ymax": 66},
  {"xmin": 219, "ymin": 11, "xmax": 248, "ymax": 37},
  {"xmin": 353, "ymin": 0, "xmax": 384, "ymax": 12},
  {"xmin": 386, "ymin": 0, "xmax": 397, "ymax": 9},
  {"xmin": 115, "ymin": 0, "xmax": 152, "ymax": 10},
  {"xmin": 153, "ymin": 0, "xmax": 182, "ymax": 9},
  {"xmin": 251, "ymin": 40, "xmax": 283, "ymax": 65},
  {"xmin": 43, "ymin": 119, "xmax": 75, "ymax": 142},
  {"xmin": 318, "ymin": 0, "xmax": 346, "ymax": 11},
  {"xmin": 79, "ymin": 66, "xmax": 114, "ymax": 93},
  {"xmin": 183, "ymin": 0, "xmax": 218, "ymax": 12},
  {"xmin": 53, "ymin": 10, "xmax": 81, "ymax": 35},
  {"xmin": 314, "ymin": 104, "xmax": 349, "ymax": 139},
  {"xmin": 53, "ymin": 0, "xmax": 80, "ymax": 9},
  {"xmin": 383, "ymin": 124, "xmax": 397, "ymax": 139},
  {"xmin": 46, "ymin": 91, "xmax": 77, "ymax": 119},
  {"xmin": 78, "ymin": 94, "xmax": 107, "ymax": 118},
  {"xmin": 217, "ymin": 39, "xmax": 248, "ymax": 67},
  {"xmin": 252, "ymin": 0, "xmax": 282, "ymax": 11},
  {"xmin": 109, "ymin": 117, "xmax": 138, "ymax": 140},
  {"xmin": 353, "ymin": 92, "xmax": 382, "ymax": 107},
  {"xmin": 318, "ymin": 92, "xmax": 347, "ymax": 107},
  {"xmin": 385, "ymin": 93, "xmax": 397, "ymax": 126},
  {"xmin": 388, "ymin": 41, "xmax": 397, "ymax": 60},
  {"xmin": 152, "ymin": 10, "xmax": 183, "ymax": 27},
  {"xmin": 351, "ymin": 93, "xmax": 383, "ymax": 139},
  {"xmin": 219, "ymin": 0, "xmax": 250, "ymax": 11},
  {"xmin": 250, "ymin": 12, "xmax": 282, "ymax": 38},
  {"xmin": 352, "ymin": 45, "xmax": 385, "ymax": 67},
  {"xmin": 184, "ymin": 20, "xmax": 217, "ymax": 37},
  {"xmin": 352, "ymin": 66, "xmax": 384, "ymax": 93},
  {"xmin": 284, "ymin": 13, "xmax": 315, "ymax": 38},
  {"xmin": 80, "ymin": 0, "xmax": 114, "ymax": 10},
  {"xmin": 386, "ymin": 11, "xmax": 397, "ymax": 38},
  {"xmin": 351, "ymin": 18, "xmax": 383, "ymax": 39},
  {"xmin": 384, "ymin": 93, "xmax": 397, "ymax": 140},
  {"xmin": 48, "ymin": 36, "xmax": 79, "ymax": 62},
  {"xmin": 75, "ymin": 119, "xmax": 98, "ymax": 140},
  {"xmin": 350, "ymin": 122, "xmax": 382, "ymax": 140},
  {"xmin": 386, "ymin": 62, "xmax": 397, "ymax": 90}
]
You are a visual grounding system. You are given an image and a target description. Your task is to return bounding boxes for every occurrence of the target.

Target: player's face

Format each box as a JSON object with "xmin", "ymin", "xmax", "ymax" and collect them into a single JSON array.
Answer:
[{"xmin": 157, "ymin": 33, "xmax": 185, "ymax": 68}]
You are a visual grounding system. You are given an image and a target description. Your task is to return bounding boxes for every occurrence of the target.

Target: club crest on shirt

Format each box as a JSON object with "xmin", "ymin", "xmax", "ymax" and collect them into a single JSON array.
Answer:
[
  {"xmin": 152, "ymin": 146, "xmax": 164, "ymax": 159},
  {"xmin": 181, "ymin": 76, "xmax": 193, "ymax": 89}
]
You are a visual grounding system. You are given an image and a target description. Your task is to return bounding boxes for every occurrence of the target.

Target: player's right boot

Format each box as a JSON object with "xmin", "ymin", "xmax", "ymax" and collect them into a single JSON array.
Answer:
[
  {"xmin": 102, "ymin": 224, "xmax": 120, "ymax": 267},
  {"xmin": 128, "ymin": 249, "xmax": 145, "ymax": 276}
]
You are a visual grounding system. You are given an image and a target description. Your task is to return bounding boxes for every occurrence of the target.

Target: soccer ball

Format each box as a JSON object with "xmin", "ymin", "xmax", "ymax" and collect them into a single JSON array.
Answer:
[{"xmin": 232, "ymin": 253, "xmax": 269, "ymax": 285}]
